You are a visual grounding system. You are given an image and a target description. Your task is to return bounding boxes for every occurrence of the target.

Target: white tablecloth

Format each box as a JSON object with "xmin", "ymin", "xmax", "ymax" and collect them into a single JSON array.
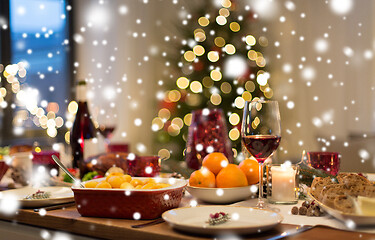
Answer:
[{"xmin": 181, "ymin": 174, "xmax": 375, "ymax": 235}]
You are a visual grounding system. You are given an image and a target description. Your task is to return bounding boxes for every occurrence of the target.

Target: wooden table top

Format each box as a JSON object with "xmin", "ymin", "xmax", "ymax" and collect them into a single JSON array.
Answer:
[{"xmin": 0, "ymin": 206, "xmax": 373, "ymax": 240}]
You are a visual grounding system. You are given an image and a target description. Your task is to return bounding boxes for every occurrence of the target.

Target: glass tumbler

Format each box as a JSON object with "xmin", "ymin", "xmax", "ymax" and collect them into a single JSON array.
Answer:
[
  {"xmin": 185, "ymin": 108, "xmax": 233, "ymax": 170},
  {"xmin": 306, "ymin": 152, "xmax": 340, "ymax": 175}
]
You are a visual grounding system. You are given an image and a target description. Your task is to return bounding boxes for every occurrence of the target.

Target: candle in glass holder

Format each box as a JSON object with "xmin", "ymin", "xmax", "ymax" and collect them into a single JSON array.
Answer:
[{"xmin": 270, "ymin": 163, "xmax": 297, "ymax": 203}]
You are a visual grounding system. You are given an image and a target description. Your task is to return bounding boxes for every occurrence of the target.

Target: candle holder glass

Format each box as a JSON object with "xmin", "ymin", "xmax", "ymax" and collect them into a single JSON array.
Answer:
[{"xmin": 265, "ymin": 163, "xmax": 299, "ymax": 204}]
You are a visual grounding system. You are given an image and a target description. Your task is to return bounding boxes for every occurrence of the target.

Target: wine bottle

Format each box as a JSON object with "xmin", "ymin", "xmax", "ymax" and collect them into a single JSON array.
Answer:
[{"xmin": 70, "ymin": 80, "xmax": 98, "ymax": 175}]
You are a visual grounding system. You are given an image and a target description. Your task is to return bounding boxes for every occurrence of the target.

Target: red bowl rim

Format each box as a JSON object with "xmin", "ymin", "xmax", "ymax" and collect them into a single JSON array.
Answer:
[{"xmin": 72, "ymin": 177, "xmax": 187, "ymax": 192}]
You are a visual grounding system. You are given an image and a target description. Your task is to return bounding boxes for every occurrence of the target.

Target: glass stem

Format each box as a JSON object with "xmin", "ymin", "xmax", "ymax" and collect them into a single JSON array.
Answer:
[
  {"xmin": 259, "ymin": 162, "xmax": 263, "ymax": 198},
  {"xmin": 257, "ymin": 162, "xmax": 265, "ymax": 209}
]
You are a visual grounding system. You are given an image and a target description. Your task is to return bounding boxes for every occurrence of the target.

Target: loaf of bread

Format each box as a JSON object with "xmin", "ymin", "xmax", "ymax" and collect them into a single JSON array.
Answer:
[
  {"xmin": 337, "ymin": 173, "xmax": 371, "ymax": 186},
  {"xmin": 320, "ymin": 184, "xmax": 347, "ymax": 208},
  {"xmin": 310, "ymin": 177, "xmax": 337, "ymax": 200},
  {"xmin": 361, "ymin": 185, "xmax": 375, "ymax": 198},
  {"xmin": 333, "ymin": 195, "xmax": 355, "ymax": 214},
  {"xmin": 311, "ymin": 173, "xmax": 374, "ymax": 214}
]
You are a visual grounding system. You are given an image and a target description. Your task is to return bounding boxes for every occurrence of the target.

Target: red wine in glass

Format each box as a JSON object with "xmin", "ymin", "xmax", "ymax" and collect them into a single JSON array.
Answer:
[
  {"xmin": 99, "ymin": 125, "xmax": 116, "ymax": 139},
  {"xmin": 242, "ymin": 135, "xmax": 281, "ymax": 163},
  {"xmin": 241, "ymin": 100, "xmax": 281, "ymax": 209}
]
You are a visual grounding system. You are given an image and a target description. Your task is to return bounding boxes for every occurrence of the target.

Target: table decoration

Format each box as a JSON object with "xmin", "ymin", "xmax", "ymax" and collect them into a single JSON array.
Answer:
[
  {"xmin": 266, "ymin": 162, "xmax": 299, "ymax": 204},
  {"xmin": 297, "ymin": 150, "xmax": 338, "ymax": 186},
  {"xmin": 291, "ymin": 200, "xmax": 324, "ymax": 217},
  {"xmin": 207, "ymin": 212, "xmax": 231, "ymax": 225}
]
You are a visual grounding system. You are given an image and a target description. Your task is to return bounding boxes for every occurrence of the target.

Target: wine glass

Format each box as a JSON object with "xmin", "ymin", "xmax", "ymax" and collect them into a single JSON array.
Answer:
[
  {"xmin": 97, "ymin": 108, "xmax": 117, "ymax": 143},
  {"xmin": 241, "ymin": 100, "xmax": 281, "ymax": 209}
]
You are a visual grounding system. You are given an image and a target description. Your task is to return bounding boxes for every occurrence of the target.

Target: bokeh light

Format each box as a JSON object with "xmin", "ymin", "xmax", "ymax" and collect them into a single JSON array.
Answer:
[{"xmin": 207, "ymin": 51, "xmax": 219, "ymax": 62}]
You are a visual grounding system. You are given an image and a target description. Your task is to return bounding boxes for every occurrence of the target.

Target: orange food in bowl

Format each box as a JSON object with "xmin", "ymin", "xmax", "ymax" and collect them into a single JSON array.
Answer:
[
  {"xmin": 96, "ymin": 181, "xmax": 112, "ymax": 189},
  {"xmin": 121, "ymin": 174, "xmax": 132, "ymax": 183},
  {"xmin": 85, "ymin": 173, "xmax": 172, "ymax": 190},
  {"xmin": 106, "ymin": 172, "xmax": 124, "ymax": 182},
  {"xmin": 189, "ymin": 167, "xmax": 216, "ymax": 188},
  {"xmin": 202, "ymin": 152, "xmax": 229, "ymax": 175},
  {"xmin": 130, "ymin": 179, "xmax": 145, "ymax": 187},
  {"xmin": 239, "ymin": 158, "xmax": 259, "ymax": 185},
  {"xmin": 84, "ymin": 181, "xmax": 99, "ymax": 188},
  {"xmin": 216, "ymin": 164, "xmax": 248, "ymax": 188},
  {"xmin": 107, "ymin": 176, "xmax": 125, "ymax": 188},
  {"xmin": 120, "ymin": 182, "xmax": 135, "ymax": 189}
]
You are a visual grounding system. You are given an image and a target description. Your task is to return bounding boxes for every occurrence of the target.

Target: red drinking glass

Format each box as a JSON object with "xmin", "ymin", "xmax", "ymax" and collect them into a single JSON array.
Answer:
[
  {"xmin": 32, "ymin": 151, "xmax": 60, "ymax": 178},
  {"xmin": 127, "ymin": 156, "xmax": 160, "ymax": 177},
  {"xmin": 107, "ymin": 143, "xmax": 129, "ymax": 153},
  {"xmin": 306, "ymin": 152, "xmax": 340, "ymax": 176},
  {"xmin": 185, "ymin": 108, "xmax": 233, "ymax": 170}
]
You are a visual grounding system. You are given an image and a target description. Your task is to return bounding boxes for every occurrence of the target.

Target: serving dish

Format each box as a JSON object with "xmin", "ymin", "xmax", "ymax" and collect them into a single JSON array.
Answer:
[
  {"xmin": 0, "ymin": 186, "xmax": 74, "ymax": 208},
  {"xmin": 308, "ymin": 190, "xmax": 375, "ymax": 226},
  {"xmin": 186, "ymin": 184, "xmax": 256, "ymax": 204},
  {"xmin": 72, "ymin": 177, "xmax": 187, "ymax": 219},
  {"xmin": 162, "ymin": 205, "xmax": 283, "ymax": 235}
]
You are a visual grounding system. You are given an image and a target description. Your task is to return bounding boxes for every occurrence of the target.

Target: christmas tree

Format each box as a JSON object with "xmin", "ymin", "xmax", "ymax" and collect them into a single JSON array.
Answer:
[{"xmin": 154, "ymin": 0, "xmax": 272, "ymax": 169}]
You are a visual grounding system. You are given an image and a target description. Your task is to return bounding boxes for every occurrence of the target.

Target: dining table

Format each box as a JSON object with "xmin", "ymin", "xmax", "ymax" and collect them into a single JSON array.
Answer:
[{"xmin": 0, "ymin": 187, "xmax": 374, "ymax": 240}]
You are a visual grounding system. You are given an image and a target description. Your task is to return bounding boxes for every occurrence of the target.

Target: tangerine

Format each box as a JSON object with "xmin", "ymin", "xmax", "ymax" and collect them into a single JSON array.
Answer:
[
  {"xmin": 202, "ymin": 152, "xmax": 229, "ymax": 175},
  {"xmin": 216, "ymin": 164, "xmax": 248, "ymax": 188},
  {"xmin": 189, "ymin": 167, "xmax": 216, "ymax": 188},
  {"xmin": 239, "ymin": 158, "xmax": 259, "ymax": 185}
]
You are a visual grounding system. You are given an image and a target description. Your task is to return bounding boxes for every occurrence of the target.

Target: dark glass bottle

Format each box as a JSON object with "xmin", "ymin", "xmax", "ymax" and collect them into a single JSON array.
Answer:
[{"xmin": 70, "ymin": 81, "xmax": 97, "ymax": 175}]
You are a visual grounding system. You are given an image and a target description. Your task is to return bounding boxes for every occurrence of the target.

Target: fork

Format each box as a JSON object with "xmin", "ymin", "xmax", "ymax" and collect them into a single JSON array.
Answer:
[{"xmin": 131, "ymin": 218, "xmax": 165, "ymax": 228}]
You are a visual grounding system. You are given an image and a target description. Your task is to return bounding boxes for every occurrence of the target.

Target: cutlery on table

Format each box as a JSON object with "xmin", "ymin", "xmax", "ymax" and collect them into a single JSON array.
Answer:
[
  {"xmin": 131, "ymin": 218, "xmax": 165, "ymax": 228},
  {"xmin": 265, "ymin": 225, "xmax": 314, "ymax": 240},
  {"xmin": 34, "ymin": 202, "xmax": 76, "ymax": 212},
  {"xmin": 52, "ymin": 155, "xmax": 85, "ymax": 188}
]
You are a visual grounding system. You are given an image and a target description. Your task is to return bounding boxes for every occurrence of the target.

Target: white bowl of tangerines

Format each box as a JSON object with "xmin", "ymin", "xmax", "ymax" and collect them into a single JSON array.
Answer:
[{"xmin": 186, "ymin": 152, "xmax": 259, "ymax": 204}]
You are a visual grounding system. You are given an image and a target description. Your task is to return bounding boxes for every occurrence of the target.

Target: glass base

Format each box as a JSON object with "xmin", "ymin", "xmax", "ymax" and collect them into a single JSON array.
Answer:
[{"xmin": 267, "ymin": 198, "xmax": 298, "ymax": 205}]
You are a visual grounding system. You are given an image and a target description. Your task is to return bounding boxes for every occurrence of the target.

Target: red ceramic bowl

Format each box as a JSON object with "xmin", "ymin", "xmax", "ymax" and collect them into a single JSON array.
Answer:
[
  {"xmin": 72, "ymin": 177, "xmax": 187, "ymax": 219},
  {"xmin": 0, "ymin": 161, "xmax": 9, "ymax": 182}
]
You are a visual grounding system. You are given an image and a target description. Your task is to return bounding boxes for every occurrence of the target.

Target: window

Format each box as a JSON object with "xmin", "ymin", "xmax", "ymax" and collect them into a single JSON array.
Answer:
[{"xmin": 0, "ymin": 0, "xmax": 72, "ymax": 144}]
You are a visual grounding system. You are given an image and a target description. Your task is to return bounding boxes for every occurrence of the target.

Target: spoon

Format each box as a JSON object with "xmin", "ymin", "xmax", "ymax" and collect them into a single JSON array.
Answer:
[{"xmin": 52, "ymin": 155, "xmax": 85, "ymax": 188}]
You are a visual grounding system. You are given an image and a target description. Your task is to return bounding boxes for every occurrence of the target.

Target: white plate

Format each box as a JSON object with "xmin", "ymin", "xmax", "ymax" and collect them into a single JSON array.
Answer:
[
  {"xmin": 308, "ymin": 190, "xmax": 375, "ymax": 226},
  {"xmin": 162, "ymin": 206, "xmax": 283, "ymax": 235},
  {"xmin": 0, "ymin": 186, "xmax": 74, "ymax": 208},
  {"xmin": 186, "ymin": 185, "xmax": 256, "ymax": 204}
]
